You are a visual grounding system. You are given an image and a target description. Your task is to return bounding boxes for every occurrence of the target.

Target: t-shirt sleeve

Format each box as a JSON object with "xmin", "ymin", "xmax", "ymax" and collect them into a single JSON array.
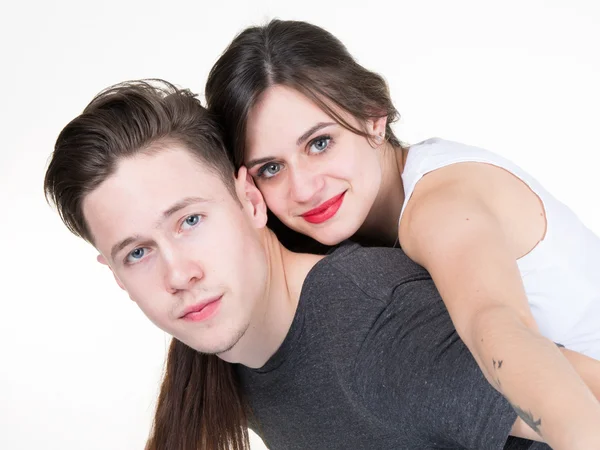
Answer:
[{"xmin": 360, "ymin": 275, "xmax": 523, "ymax": 449}]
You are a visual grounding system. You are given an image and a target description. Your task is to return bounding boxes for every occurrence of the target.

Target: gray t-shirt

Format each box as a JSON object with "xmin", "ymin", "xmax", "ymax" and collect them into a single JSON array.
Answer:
[{"xmin": 236, "ymin": 243, "xmax": 549, "ymax": 450}]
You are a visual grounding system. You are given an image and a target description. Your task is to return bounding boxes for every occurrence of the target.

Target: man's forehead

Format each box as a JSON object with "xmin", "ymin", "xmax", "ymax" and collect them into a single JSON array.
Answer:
[{"xmin": 82, "ymin": 149, "xmax": 226, "ymax": 250}]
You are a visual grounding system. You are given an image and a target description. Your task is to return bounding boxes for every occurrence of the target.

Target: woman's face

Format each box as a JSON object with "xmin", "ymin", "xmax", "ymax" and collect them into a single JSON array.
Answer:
[{"xmin": 244, "ymin": 85, "xmax": 386, "ymax": 245}]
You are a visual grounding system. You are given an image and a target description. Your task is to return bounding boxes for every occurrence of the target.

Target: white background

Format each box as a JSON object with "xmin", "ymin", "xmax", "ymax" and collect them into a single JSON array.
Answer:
[{"xmin": 1, "ymin": 1, "xmax": 599, "ymax": 449}]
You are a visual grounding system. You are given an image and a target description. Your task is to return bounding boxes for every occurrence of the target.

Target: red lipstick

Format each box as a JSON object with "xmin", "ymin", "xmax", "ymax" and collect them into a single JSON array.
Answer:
[{"xmin": 300, "ymin": 192, "xmax": 346, "ymax": 224}]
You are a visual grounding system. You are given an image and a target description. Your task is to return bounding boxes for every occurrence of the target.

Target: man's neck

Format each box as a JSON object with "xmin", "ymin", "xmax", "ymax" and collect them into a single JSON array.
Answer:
[{"xmin": 219, "ymin": 229, "xmax": 324, "ymax": 368}]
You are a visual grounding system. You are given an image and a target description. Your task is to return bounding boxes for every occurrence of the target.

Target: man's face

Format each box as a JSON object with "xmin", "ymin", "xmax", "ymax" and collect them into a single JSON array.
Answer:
[{"xmin": 83, "ymin": 146, "xmax": 268, "ymax": 355}]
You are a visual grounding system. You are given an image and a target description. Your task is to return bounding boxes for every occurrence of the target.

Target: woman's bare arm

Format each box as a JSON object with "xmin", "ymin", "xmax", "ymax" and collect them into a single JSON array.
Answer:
[
  {"xmin": 400, "ymin": 180, "xmax": 600, "ymax": 450},
  {"xmin": 511, "ymin": 348, "xmax": 600, "ymax": 441}
]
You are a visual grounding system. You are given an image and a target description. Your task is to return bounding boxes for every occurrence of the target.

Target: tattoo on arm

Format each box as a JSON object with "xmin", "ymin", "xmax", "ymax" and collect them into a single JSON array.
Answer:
[
  {"xmin": 491, "ymin": 358, "xmax": 543, "ymax": 436},
  {"xmin": 511, "ymin": 404, "xmax": 543, "ymax": 436},
  {"xmin": 492, "ymin": 359, "xmax": 504, "ymax": 390},
  {"xmin": 491, "ymin": 358, "xmax": 542, "ymax": 436}
]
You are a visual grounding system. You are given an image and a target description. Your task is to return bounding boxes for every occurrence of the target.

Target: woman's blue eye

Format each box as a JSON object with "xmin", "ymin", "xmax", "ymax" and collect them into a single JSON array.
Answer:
[
  {"xmin": 258, "ymin": 163, "xmax": 282, "ymax": 179},
  {"xmin": 309, "ymin": 136, "xmax": 330, "ymax": 154},
  {"xmin": 182, "ymin": 214, "xmax": 202, "ymax": 230}
]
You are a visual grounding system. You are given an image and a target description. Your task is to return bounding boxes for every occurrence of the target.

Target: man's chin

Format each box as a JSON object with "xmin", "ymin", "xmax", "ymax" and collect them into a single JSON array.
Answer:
[
  {"xmin": 184, "ymin": 327, "xmax": 247, "ymax": 360},
  {"xmin": 214, "ymin": 345, "xmax": 239, "ymax": 362}
]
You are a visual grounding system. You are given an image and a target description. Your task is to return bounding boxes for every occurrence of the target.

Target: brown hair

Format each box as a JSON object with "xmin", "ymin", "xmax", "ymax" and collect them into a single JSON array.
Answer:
[
  {"xmin": 205, "ymin": 19, "xmax": 404, "ymax": 252},
  {"xmin": 44, "ymin": 80, "xmax": 250, "ymax": 450},
  {"xmin": 205, "ymin": 19, "xmax": 403, "ymax": 168},
  {"xmin": 145, "ymin": 339, "xmax": 250, "ymax": 450},
  {"xmin": 44, "ymin": 79, "xmax": 236, "ymax": 244}
]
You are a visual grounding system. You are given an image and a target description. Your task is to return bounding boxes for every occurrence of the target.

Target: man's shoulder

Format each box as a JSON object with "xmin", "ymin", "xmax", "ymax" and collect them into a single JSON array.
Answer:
[
  {"xmin": 305, "ymin": 241, "xmax": 431, "ymax": 303},
  {"xmin": 326, "ymin": 241, "xmax": 430, "ymax": 282}
]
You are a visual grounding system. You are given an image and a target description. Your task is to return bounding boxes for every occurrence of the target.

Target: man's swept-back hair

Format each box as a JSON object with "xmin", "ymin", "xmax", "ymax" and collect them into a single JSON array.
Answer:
[
  {"xmin": 43, "ymin": 79, "xmax": 250, "ymax": 450},
  {"xmin": 44, "ymin": 79, "xmax": 236, "ymax": 244}
]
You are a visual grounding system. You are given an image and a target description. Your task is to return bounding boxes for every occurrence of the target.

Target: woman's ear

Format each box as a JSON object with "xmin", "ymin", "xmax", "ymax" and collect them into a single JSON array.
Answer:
[
  {"xmin": 234, "ymin": 166, "xmax": 268, "ymax": 228},
  {"xmin": 367, "ymin": 115, "xmax": 388, "ymax": 146}
]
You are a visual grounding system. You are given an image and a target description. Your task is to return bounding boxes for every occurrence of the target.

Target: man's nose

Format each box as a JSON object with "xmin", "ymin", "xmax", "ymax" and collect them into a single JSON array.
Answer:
[{"xmin": 164, "ymin": 250, "xmax": 204, "ymax": 293}]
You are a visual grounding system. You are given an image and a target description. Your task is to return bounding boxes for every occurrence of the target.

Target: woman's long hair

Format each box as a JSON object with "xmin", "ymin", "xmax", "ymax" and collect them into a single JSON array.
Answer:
[
  {"xmin": 205, "ymin": 19, "xmax": 404, "ymax": 252},
  {"xmin": 145, "ymin": 339, "xmax": 250, "ymax": 450}
]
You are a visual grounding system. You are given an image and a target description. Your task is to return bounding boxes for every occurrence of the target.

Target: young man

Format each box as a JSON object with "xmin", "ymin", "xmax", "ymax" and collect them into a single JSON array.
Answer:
[{"xmin": 44, "ymin": 80, "xmax": 596, "ymax": 450}]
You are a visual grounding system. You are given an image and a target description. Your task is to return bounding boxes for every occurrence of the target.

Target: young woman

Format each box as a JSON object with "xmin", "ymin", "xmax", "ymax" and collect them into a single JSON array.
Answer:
[{"xmin": 205, "ymin": 20, "xmax": 600, "ymax": 449}]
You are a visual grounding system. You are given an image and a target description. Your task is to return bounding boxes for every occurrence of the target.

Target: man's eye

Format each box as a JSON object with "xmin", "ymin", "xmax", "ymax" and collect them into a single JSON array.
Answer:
[
  {"xmin": 182, "ymin": 214, "xmax": 203, "ymax": 230},
  {"xmin": 125, "ymin": 247, "xmax": 147, "ymax": 264}
]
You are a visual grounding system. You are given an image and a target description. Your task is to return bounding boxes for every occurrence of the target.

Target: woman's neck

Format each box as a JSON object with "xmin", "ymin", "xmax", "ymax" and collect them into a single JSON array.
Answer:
[{"xmin": 355, "ymin": 143, "xmax": 409, "ymax": 247}]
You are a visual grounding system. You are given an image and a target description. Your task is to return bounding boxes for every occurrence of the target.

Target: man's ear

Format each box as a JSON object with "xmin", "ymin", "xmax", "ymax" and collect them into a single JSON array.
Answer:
[
  {"xmin": 97, "ymin": 254, "xmax": 126, "ymax": 292},
  {"xmin": 235, "ymin": 166, "xmax": 268, "ymax": 228}
]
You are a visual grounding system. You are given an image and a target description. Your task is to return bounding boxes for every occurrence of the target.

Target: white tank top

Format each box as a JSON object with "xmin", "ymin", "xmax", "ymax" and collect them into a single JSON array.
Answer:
[{"xmin": 400, "ymin": 138, "xmax": 600, "ymax": 359}]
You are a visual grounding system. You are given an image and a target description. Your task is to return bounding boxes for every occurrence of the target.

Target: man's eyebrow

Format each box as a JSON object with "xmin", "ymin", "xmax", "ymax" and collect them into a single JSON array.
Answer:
[
  {"xmin": 245, "ymin": 122, "xmax": 337, "ymax": 170},
  {"xmin": 159, "ymin": 196, "xmax": 209, "ymax": 221},
  {"xmin": 109, "ymin": 196, "xmax": 209, "ymax": 261},
  {"xmin": 110, "ymin": 235, "xmax": 141, "ymax": 262}
]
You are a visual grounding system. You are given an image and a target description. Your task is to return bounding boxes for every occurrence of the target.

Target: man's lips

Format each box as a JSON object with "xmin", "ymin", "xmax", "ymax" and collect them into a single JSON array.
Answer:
[
  {"xmin": 180, "ymin": 295, "xmax": 222, "ymax": 322},
  {"xmin": 300, "ymin": 192, "xmax": 346, "ymax": 218}
]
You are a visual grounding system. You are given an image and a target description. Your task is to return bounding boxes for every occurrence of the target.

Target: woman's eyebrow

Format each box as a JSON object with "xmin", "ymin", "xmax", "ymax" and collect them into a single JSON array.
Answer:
[
  {"xmin": 246, "ymin": 156, "xmax": 276, "ymax": 170},
  {"xmin": 246, "ymin": 121, "xmax": 336, "ymax": 169},
  {"xmin": 295, "ymin": 122, "xmax": 336, "ymax": 146}
]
